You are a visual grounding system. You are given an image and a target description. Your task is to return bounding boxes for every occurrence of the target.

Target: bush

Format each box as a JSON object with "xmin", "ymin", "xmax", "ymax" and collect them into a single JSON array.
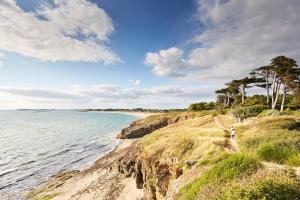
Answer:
[
  {"xmin": 257, "ymin": 144, "xmax": 296, "ymax": 164},
  {"xmin": 178, "ymin": 154, "xmax": 261, "ymax": 200},
  {"xmin": 230, "ymin": 105, "xmax": 268, "ymax": 120},
  {"xmin": 241, "ymin": 95, "xmax": 267, "ymax": 106},
  {"xmin": 188, "ymin": 102, "xmax": 215, "ymax": 111},
  {"xmin": 216, "ymin": 177, "xmax": 300, "ymax": 200},
  {"xmin": 281, "ymin": 108, "xmax": 294, "ymax": 116},
  {"xmin": 259, "ymin": 109, "xmax": 281, "ymax": 117}
]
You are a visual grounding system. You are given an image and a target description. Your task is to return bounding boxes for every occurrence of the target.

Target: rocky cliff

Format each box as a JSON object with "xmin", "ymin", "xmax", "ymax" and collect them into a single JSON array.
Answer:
[
  {"xmin": 116, "ymin": 112, "xmax": 202, "ymax": 199},
  {"xmin": 117, "ymin": 112, "xmax": 198, "ymax": 139}
]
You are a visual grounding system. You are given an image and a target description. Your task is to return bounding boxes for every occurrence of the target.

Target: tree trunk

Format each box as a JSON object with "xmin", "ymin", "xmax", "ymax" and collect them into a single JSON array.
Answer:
[
  {"xmin": 280, "ymin": 85, "xmax": 287, "ymax": 112},
  {"xmin": 266, "ymin": 75, "xmax": 270, "ymax": 106},
  {"xmin": 271, "ymin": 73, "xmax": 277, "ymax": 108},
  {"xmin": 272, "ymin": 82, "xmax": 281, "ymax": 110},
  {"xmin": 241, "ymin": 86, "xmax": 245, "ymax": 103},
  {"xmin": 227, "ymin": 95, "xmax": 230, "ymax": 107}
]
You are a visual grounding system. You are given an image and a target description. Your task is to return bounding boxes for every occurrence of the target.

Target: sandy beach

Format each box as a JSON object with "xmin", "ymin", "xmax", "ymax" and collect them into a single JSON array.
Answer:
[
  {"xmin": 55, "ymin": 139, "xmax": 143, "ymax": 200},
  {"xmin": 27, "ymin": 139, "xmax": 143, "ymax": 200}
]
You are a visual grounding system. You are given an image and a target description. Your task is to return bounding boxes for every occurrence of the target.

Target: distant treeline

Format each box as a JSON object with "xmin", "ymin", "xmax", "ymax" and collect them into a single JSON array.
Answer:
[{"xmin": 81, "ymin": 108, "xmax": 187, "ymax": 113}]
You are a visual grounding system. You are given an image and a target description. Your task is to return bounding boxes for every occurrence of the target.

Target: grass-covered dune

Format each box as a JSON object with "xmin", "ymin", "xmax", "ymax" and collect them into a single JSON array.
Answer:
[{"xmin": 135, "ymin": 111, "xmax": 300, "ymax": 199}]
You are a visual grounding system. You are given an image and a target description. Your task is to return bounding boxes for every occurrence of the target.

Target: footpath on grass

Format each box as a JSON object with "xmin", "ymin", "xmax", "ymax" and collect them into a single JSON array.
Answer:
[
  {"xmin": 213, "ymin": 115, "xmax": 300, "ymax": 177},
  {"xmin": 213, "ymin": 116, "xmax": 239, "ymax": 152}
]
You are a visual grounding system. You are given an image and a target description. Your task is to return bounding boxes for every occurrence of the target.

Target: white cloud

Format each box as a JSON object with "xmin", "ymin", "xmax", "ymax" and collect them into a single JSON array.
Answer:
[
  {"xmin": 0, "ymin": 0, "xmax": 119, "ymax": 64},
  {"xmin": 145, "ymin": 47, "xmax": 187, "ymax": 77},
  {"xmin": 129, "ymin": 80, "xmax": 140, "ymax": 86},
  {"xmin": 0, "ymin": 52, "xmax": 5, "ymax": 67},
  {"xmin": 0, "ymin": 85, "xmax": 216, "ymax": 109},
  {"xmin": 146, "ymin": 0, "xmax": 300, "ymax": 83}
]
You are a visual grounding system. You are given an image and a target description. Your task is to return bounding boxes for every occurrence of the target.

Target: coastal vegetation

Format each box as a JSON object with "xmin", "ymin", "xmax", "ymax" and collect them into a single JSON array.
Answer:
[
  {"xmin": 27, "ymin": 55, "xmax": 299, "ymax": 200},
  {"xmin": 215, "ymin": 56, "xmax": 299, "ymax": 112}
]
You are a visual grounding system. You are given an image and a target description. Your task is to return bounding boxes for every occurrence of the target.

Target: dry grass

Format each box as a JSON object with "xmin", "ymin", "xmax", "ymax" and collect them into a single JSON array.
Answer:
[{"xmin": 139, "ymin": 115, "xmax": 229, "ymax": 162}]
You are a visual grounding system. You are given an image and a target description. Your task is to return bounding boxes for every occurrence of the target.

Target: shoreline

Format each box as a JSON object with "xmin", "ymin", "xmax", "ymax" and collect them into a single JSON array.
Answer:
[
  {"xmin": 26, "ymin": 113, "xmax": 147, "ymax": 200},
  {"xmin": 27, "ymin": 139, "xmax": 143, "ymax": 200},
  {"xmin": 103, "ymin": 110, "xmax": 158, "ymax": 118}
]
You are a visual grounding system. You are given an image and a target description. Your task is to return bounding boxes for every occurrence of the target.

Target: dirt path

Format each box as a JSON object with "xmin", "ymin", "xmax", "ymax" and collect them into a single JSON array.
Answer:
[{"xmin": 213, "ymin": 116, "xmax": 239, "ymax": 152}]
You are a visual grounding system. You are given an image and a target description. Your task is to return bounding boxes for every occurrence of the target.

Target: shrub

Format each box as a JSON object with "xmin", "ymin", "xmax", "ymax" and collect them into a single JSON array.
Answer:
[
  {"xmin": 230, "ymin": 105, "xmax": 268, "ymax": 120},
  {"xmin": 281, "ymin": 108, "xmax": 294, "ymax": 116},
  {"xmin": 188, "ymin": 102, "xmax": 215, "ymax": 111},
  {"xmin": 259, "ymin": 109, "xmax": 281, "ymax": 117},
  {"xmin": 178, "ymin": 154, "xmax": 261, "ymax": 200},
  {"xmin": 241, "ymin": 95, "xmax": 267, "ymax": 106},
  {"xmin": 257, "ymin": 144, "xmax": 296, "ymax": 164}
]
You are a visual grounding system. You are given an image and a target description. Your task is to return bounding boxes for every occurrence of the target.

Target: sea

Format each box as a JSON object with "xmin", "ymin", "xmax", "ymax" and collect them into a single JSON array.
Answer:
[{"xmin": 0, "ymin": 110, "xmax": 139, "ymax": 200}]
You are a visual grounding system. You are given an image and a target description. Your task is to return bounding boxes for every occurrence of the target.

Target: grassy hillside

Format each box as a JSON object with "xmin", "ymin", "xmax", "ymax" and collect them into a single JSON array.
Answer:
[{"xmin": 137, "ymin": 111, "xmax": 300, "ymax": 199}]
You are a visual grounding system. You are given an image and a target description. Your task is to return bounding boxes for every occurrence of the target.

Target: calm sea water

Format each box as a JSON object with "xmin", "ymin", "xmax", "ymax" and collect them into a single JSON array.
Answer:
[{"xmin": 0, "ymin": 110, "xmax": 138, "ymax": 200}]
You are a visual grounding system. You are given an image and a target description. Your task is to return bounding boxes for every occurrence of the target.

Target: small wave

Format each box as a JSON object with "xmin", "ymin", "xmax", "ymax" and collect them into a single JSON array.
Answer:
[
  {"xmin": 63, "ymin": 157, "xmax": 86, "ymax": 169},
  {"xmin": 0, "ymin": 162, "xmax": 10, "ymax": 167},
  {"xmin": 17, "ymin": 160, "xmax": 36, "ymax": 168},
  {"xmin": 16, "ymin": 172, "xmax": 35, "ymax": 183},
  {"xmin": 69, "ymin": 144, "xmax": 80, "ymax": 148},
  {"xmin": 36, "ymin": 151, "xmax": 50, "ymax": 156},
  {"xmin": 0, "ymin": 168, "xmax": 19, "ymax": 178},
  {"xmin": 0, "ymin": 182, "xmax": 17, "ymax": 190},
  {"xmin": 68, "ymin": 157, "xmax": 85, "ymax": 165},
  {"xmin": 75, "ymin": 149, "xmax": 84, "ymax": 153},
  {"xmin": 83, "ymin": 143, "xmax": 107, "ymax": 151},
  {"xmin": 44, "ymin": 149, "xmax": 71, "ymax": 159}
]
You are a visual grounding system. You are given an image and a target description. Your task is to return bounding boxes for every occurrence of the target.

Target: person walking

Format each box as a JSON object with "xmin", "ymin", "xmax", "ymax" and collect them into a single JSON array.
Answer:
[{"xmin": 231, "ymin": 126, "xmax": 236, "ymax": 140}]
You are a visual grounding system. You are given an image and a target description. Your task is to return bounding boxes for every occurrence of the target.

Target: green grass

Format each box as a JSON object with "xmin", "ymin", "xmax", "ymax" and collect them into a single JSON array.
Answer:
[
  {"xmin": 198, "ymin": 153, "xmax": 231, "ymax": 167},
  {"xmin": 178, "ymin": 154, "xmax": 261, "ymax": 200},
  {"xmin": 233, "ymin": 116, "xmax": 300, "ymax": 166},
  {"xmin": 257, "ymin": 144, "xmax": 297, "ymax": 164},
  {"xmin": 215, "ymin": 176, "xmax": 300, "ymax": 200},
  {"xmin": 286, "ymin": 154, "xmax": 300, "ymax": 166}
]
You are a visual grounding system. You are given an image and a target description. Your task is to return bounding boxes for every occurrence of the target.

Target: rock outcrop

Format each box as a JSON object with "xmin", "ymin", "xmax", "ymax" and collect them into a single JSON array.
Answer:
[
  {"xmin": 117, "ymin": 112, "xmax": 197, "ymax": 139},
  {"xmin": 117, "ymin": 152, "xmax": 180, "ymax": 200},
  {"xmin": 115, "ymin": 112, "xmax": 201, "ymax": 199},
  {"xmin": 117, "ymin": 118, "xmax": 168, "ymax": 139}
]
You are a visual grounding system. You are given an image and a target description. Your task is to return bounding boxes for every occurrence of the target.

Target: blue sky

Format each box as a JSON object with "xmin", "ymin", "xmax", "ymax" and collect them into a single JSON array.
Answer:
[
  {"xmin": 0, "ymin": 0, "xmax": 299, "ymax": 109},
  {"xmin": 1, "ymin": 0, "xmax": 195, "ymax": 88}
]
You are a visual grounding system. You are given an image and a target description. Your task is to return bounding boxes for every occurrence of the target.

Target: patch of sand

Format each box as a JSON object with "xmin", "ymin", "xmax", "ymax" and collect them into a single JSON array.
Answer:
[{"xmin": 28, "ymin": 139, "xmax": 143, "ymax": 200}]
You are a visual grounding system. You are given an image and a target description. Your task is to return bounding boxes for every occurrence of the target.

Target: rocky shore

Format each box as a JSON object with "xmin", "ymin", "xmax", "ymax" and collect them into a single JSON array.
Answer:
[
  {"xmin": 26, "ymin": 112, "xmax": 201, "ymax": 200},
  {"xmin": 26, "ymin": 139, "xmax": 144, "ymax": 200}
]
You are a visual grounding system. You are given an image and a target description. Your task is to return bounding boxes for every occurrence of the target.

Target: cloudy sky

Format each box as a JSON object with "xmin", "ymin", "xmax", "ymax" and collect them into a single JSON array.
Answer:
[{"xmin": 0, "ymin": 0, "xmax": 299, "ymax": 109}]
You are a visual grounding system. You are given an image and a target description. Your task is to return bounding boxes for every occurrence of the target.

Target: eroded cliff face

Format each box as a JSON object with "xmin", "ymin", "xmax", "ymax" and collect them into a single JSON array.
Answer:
[
  {"xmin": 116, "ymin": 112, "xmax": 201, "ymax": 199},
  {"xmin": 116, "ymin": 147, "xmax": 179, "ymax": 200}
]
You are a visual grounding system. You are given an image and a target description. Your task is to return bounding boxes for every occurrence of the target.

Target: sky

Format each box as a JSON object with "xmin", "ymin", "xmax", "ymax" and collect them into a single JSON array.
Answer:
[{"xmin": 0, "ymin": 0, "xmax": 299, "ymax": 109}]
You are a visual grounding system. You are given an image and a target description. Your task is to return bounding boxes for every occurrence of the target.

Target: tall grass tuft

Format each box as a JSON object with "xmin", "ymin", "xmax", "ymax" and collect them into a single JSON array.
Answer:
[
  {"xmin": 178, "ymin": 154, "xmax": 261, "ymax": 200},
  {"xmin": 257, "ymin": 144, "xmax": 297, "ymax": 164}
]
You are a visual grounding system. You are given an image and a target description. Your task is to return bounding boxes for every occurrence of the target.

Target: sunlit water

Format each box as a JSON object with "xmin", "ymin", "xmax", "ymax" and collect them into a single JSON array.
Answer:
[{"xmin": 0, "ymin": 110, "xmax": 138, "ymax": 200}]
